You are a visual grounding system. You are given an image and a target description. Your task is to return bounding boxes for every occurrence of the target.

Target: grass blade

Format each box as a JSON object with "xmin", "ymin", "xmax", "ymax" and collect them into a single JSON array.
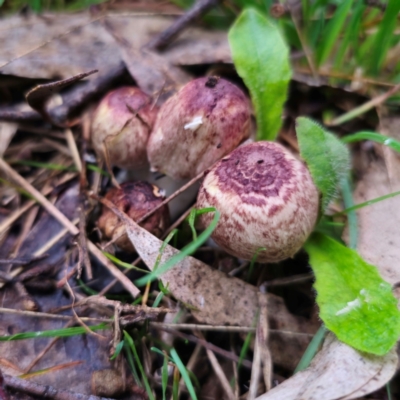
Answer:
[
  {"xmin": 0, "ymin": 324, "xmax": 108, "ymax": 341},
  {"xmin": 368, "ymin": 0, "xmax": 400, "ymax": 75},
  {"xmin": 340, "ymin": 177, "xmax": 358, "ymax": 249},
  {"xmin": 170, "ymin": 348, "xmax": 198, "ymax": 400},
  {"xmin": 294, "ymin": 325, "xmax": 327, "ymax": 372},
  {"xmin": 134, "ymin": 210, "xmax": 220, "ymax": 286},
  {"xmin": 316, "ymin": 0, "xmax": 353, "ymax": 66},
  {"xmin": 124, "ymin": 331, "xmax": 155, "ymax": 400},
  {"xmin": 341, "ymin": 131, "xmax": 400, "ymax": 153}
]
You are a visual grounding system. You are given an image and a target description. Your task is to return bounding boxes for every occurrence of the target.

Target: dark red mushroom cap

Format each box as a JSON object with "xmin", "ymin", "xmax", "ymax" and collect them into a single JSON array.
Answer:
[
  {"xmin": 98, "ymin": 181, "xmax": 170, "ymax": 252},
  {"xmin": 91, "ymin": 87, "xmax": 158, "ymax": 169},
  {"xmin": 147, "ymin": 76, "xmax": 251, "ymax": 180}
]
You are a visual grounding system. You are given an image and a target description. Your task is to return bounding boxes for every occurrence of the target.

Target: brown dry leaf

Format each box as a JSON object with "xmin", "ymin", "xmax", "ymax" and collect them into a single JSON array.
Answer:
[
  {"xmin": 103, "ymin": 16, "xmax": 191, "ymax": 94},
  {"xmin": 0, "ymin": 13, "xmax": 120, "ymax": 80},
  {"xmin": 351, "ymin": 113, "xmax": 400, "ymax": 287},
  {"xmin": 101, "ymin": 198, "xmax": 316, "ymax": 370},
  {"xmin": 256, "ymin": 334, "xmax": 398, "ymax": 400},
  {"xmin": 0, "ymin": 12, "xmax": 229, "ymax": 83}
]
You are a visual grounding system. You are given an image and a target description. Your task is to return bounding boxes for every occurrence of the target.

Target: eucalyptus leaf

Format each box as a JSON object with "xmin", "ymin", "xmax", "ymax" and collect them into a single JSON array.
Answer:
[
  {"xmin": 305, "ymin": 233, "xmax": 400, "ymax": 355},
  {"xmin": 296, "ymin": 117, "xmax": 350, "ymax": 211},
  {"xmin": 228, "ymin": 8, "xmax": 291, "ymax": 141}
]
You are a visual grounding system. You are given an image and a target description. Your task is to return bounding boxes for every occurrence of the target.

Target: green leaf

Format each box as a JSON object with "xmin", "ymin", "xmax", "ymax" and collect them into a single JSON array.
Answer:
[
  {"xmin": 305, "ymin": 233, "xmax": 400, "ymax": 355},
  {"xmin": 228, "ymin": 8, "xmax": 292, "ymax": 141},
  {"xmin": 296, "ymin": 117, "xmax": 350, "ymax": 211},
  {"xmin": 316, "ymin": 0, "xmax": 353, "ymax": 66}
]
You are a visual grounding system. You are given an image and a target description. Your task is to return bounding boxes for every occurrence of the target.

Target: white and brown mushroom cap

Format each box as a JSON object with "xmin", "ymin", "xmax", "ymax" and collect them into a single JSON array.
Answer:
[
  {"xmin": 91, "ymin": 87, "xmax": 158, "ymax": 169},
  {"xmin": 197, "ymin": 141, "xmax": 319, "ymax": 263},
  {"xmin": 147, "ymin": 76, "xmax": 251, "ymax": 180}
]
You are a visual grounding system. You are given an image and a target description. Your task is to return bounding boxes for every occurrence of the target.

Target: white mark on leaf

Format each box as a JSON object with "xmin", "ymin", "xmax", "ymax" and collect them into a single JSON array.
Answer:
[{"xmin": 336, "ymin": 298, "xmax": 361, "ymax": 316}]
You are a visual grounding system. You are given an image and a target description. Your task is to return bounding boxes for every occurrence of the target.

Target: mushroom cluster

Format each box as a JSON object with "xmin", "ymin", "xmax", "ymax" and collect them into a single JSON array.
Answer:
[{"xmin": 92, "ymin": 77, "xmax": 318, "ymax": 261}]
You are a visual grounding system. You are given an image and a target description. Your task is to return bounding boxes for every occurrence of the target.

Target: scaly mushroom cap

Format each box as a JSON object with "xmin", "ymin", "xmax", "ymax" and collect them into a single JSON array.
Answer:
[
  {"xmin": 91, "ymin": 87, "xmax": 157, "ymax": 169},
  {"xmin": 98, "ymin": 181, "xmax": 170, "ymax": 252},
  {"xmin": 197, "ymin": 141, "xmax": 319, "ymax": 263},
  {"xmin": 147, "ymin": 76, "xmax": 251, "ymax": 180}
]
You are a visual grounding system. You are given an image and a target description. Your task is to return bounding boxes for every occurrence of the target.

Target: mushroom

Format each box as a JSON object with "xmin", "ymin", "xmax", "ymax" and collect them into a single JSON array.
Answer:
[
  {"xmin": 91, "ymin": 87, "xmax": 158, "ymax": 169},
  {"xmin": 196, "ymin": 141, "xmax": 319, "ymax": 263},
  {"xmin": 147, "ymin": 76, "xmax": 251, "ymax": 180},
  {"xmin": 98, "ymin": 181, "xmax": 170, "ymax": 252}
]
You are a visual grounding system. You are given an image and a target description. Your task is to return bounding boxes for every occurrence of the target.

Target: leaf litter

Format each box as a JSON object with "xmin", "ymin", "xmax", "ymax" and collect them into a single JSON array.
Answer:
[{"xmin": 1, "ymin": 2, "xmax": 400, "ymax": 399}]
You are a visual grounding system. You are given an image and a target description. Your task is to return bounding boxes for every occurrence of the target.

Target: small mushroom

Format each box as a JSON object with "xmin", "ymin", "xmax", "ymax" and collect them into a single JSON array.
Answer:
[
  {"xmin": 147, "ymin": 76, "xmax": 251, "ymax": 180},
  {"xmin": 91, "ymin": 87, "xmax": 158, "ymax": 169},
  {"xmin": 196, "ymin": 141, "xmax": 319, "ymax": 263},
  {"xmin": 98, "ymin": 181, "xmax": 170, "ymax": 252}
]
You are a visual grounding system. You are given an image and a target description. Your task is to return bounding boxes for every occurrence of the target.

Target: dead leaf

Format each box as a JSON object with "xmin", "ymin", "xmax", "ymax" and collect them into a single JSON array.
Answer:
[
  {"xmin": 103, "ymin": 16, "xmax": 191, "ymax": 95},
  {"xmin": 0, "ymin": 12, "xmax": 228, "ymax": 84},
  {"xmin": 99, "ymin": 196, "xmax": 316, "ymax": 370},
  {"xmin": 350, "ymin": 113, "xmax": 400, "ymax": 286},
  {"xmin": 256, "ymin": 333, "xmax": 398, "ymax": 400},
  {"xmin": 0, "ymin": 13, "xmax": 119, "ymax": 80}
]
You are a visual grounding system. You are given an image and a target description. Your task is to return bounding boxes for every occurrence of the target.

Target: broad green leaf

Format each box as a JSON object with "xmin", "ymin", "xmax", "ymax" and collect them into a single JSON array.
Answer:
[
  {"xmin": 316, "ymin": 0, "xmax": 353, "ymax": 66},
  {"xmin": 296, "ymin": 117, "xmax": 350, "ymax": 211},
  {"xmin": 305, "ymin": 233, "xmax": 400, "ymax": 355},
  {"xmin": 228, "ymin": 8, "xmax": 291, "ymax": 141}
]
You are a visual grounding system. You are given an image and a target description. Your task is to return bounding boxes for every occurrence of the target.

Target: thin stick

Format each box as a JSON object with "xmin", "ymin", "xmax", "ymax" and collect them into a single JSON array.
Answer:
[
  {"xmin": 196, "ymin": 330, "xmax": 235, "ymax": 400},
  {"xmin": 0, "ymin": 158, "xmax": 140, "ymax": 298},
  {"xmin": 329, "ymin": 83, "xmax": 400, "ymax": 126},
  {"xmin": 146, "ymin": 0, "xmax": 221, "ymax": 51},
  {"xmin": 2, "ymin": 373, "xmax": 114, "ymax": 400},
  {"xmin": 264, "ymin": 273, "xmax": 313, "ymax": 288},
  {"xmin": 258, "ymin": 292, "xmax": 272, "ymax": 392},
  {"xmin": 155, "ymin": 326, "xmax": 253, "ymax": 369},
  {"xmin": 248, "ymin": 325, "xmax": 262, "ymax": 399},
  {"xmin": 0, "ymin": 307, "xmax": 112, "ymax": 322},
  {"xmin": 149, "ymin": 322, "xmax": 313, "ymax": 336},
  {"xmin": 135, "ymin": 172, "xmax": 203, "ymax": 224},
  {"xmin": 65, "ymin": 129, "xmax": 82, "ymax": 172}
]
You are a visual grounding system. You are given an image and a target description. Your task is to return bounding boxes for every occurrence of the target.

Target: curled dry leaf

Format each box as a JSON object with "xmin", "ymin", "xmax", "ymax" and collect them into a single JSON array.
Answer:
[
  {"xmin": 256, "ymin": 333, "xmax": 398, "ymax": 400},
  {"xmin": 103, "ymin": 16, "xmax": 191, "ymax": 95},
  {"xmin": 0, "ymin": 123, "xmax": 17, "ymax": 157}
]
